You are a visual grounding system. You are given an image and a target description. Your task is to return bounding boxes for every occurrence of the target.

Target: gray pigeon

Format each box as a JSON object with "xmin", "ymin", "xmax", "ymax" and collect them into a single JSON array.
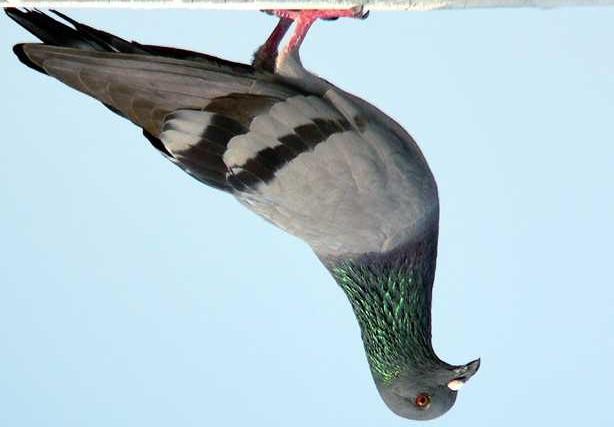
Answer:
[{"xmin": 5, "ymin": 7, "xmax": 480, "ymax": 420}]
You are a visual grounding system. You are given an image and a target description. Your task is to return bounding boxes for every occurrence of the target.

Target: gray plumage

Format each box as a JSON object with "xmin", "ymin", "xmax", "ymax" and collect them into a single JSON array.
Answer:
[{"xmin": 6, "ymin": 8, "xmax": 479, "ymax": 420}]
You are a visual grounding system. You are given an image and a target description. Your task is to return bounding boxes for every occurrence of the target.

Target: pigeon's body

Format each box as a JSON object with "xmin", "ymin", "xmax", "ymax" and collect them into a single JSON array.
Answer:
[
  {"xmin": 6, "ymin": 8, "xmax": 478, "ymax": 420},
  {"xmin": 231, "ymin": 88, "xmax": 439, "ymax": 257}
]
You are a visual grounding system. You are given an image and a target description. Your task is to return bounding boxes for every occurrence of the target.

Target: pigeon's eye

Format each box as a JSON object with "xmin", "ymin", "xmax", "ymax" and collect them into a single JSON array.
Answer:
[{"xmin": 415, "ymin": 393, "xmax": 431, "ymax": 409}]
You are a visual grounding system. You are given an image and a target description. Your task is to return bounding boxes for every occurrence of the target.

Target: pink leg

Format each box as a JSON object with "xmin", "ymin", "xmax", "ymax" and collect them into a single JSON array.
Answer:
[
  {"xmin": 253, "ymin": 17, "xmax": 293, "ymax": 69},
  {"xmin": 266, "ymin": 7, "xmax": 368, "ymax": 56}
]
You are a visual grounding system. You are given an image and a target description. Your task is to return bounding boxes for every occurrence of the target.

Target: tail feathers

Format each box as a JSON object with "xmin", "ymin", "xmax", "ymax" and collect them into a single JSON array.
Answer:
[
  {"xmin": 6, "ymin": 8, "xmax": 108, "ymax": 51},
  {"xmin": 5, "ymin": 8, "xmax": 254, "ymax": 75},
  {"xmin": 49, "ymin": 10, "xmax": 148, "ymax": 54}
]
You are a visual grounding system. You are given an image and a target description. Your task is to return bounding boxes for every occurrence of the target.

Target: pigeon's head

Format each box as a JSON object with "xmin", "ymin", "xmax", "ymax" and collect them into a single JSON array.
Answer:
[{"xmin": 375, "ymin": 358, "xmax": 480, "ymax": 421}]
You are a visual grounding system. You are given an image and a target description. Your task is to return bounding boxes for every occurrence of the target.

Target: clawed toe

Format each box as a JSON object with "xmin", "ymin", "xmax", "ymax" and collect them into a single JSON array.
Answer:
[{"xmin": 261, "ymin": 6, "xmax": 370, "ymax": 22}]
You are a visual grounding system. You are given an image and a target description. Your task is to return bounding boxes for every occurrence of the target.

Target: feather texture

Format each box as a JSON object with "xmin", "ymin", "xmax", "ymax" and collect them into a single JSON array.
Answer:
[{"xmin": 6, "ymin": 9, "xmax": 480, "ymax": 421}]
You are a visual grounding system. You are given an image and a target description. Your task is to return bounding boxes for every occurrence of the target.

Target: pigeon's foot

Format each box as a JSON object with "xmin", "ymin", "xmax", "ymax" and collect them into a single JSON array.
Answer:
[
  {"xmin": 265, "ymin": 7, "xmax": 369, "ymax": 57},
  {"xmin": 268, "ymin": 6, "xmax": 369, "ymax": 22}
]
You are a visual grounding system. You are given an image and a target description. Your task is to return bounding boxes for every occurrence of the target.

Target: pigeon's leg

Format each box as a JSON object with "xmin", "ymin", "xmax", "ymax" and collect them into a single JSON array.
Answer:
[
  {"xmin": 268, "ymin": 7, "xmax": 369, "ymax": 57},
  {"xmin": 252, "ymin": 17, "xmax": 293, "ymax": 71}
]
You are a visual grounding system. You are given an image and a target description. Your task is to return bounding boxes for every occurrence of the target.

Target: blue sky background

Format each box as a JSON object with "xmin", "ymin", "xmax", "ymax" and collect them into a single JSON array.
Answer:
[{"xmin": 1, "ymin": 7, "xmax": 613, "ymax": 427}]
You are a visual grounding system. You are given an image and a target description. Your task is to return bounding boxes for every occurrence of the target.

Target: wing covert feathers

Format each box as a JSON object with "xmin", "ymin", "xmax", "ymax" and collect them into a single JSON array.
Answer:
[{"xmin": 18, "ymin": 44, "xmax": 296, "ymax": 135}]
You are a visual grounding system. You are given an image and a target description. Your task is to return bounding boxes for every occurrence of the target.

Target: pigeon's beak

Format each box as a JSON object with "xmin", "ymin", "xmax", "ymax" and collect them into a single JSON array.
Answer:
[{"xmin": 447, "ymin": 358, "xmax": 481, "ymax": 391}]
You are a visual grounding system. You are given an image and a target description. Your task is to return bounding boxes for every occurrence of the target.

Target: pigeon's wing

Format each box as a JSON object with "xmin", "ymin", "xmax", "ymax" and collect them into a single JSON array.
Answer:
[
  {"xmin": 19, "ymin": 44, "xmax": 296, "ymax": 136},
  {"xmin": 19, "ymin": 44, "xmax": 299, "ymax": 191},
  {"xmin": 8, "ymin": 9, "xmax": 300, "ymax": 191}
]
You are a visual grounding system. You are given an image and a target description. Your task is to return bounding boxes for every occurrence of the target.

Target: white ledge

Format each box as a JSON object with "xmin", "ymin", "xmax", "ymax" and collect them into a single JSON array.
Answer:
[{"xmin": 2, "ymin": 0, "xmax": 614, "ymax": 11}]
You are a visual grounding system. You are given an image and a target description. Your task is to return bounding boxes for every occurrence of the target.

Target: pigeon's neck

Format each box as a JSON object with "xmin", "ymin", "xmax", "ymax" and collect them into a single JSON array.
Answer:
[{"xmin": 328, "ymin": 232, "xmax": 441, "ymax": 384}]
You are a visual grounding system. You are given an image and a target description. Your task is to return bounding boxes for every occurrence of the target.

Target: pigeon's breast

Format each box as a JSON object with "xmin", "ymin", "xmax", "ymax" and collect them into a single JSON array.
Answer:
[{"xmin": 226, "ymin": 91, "xmax": 439, "ymax": 257}]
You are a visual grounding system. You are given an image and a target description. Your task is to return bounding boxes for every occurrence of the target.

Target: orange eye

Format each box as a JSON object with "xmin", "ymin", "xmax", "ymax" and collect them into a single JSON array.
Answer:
[{"xmin": 415, "ymin": 393, "xmax": 431, "ymax": 409}]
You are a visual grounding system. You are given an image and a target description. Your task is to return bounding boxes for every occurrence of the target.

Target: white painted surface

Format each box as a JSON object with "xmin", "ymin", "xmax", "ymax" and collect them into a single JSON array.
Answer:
[{"xmin": 2, "ymin": 0, "xmax": 614, "ymax": 11}]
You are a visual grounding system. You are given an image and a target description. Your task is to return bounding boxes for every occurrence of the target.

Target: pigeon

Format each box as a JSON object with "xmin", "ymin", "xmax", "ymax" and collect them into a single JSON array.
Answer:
[{"xmin": 5, "ymin": 7, "xmax": 480, "ymax": 420}]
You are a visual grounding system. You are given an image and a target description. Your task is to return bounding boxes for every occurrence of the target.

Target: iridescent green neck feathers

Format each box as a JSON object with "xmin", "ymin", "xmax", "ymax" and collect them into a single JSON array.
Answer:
[{"xmin": 328, "ymin": 234, "xmax": 440, "ymax": 383}]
